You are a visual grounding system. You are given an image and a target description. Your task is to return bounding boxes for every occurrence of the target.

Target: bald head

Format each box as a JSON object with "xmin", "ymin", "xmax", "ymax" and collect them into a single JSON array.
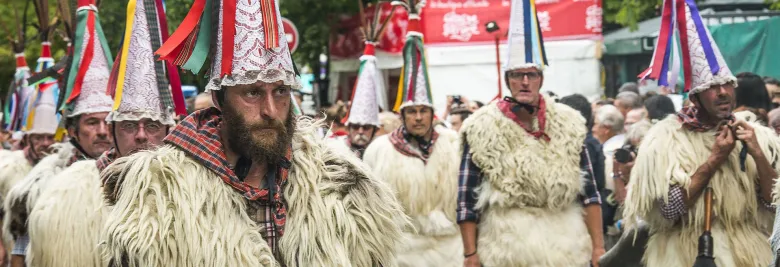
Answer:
[{"xmin": 194, "ymin": 93, "xmax": 215, "ymax": 111}]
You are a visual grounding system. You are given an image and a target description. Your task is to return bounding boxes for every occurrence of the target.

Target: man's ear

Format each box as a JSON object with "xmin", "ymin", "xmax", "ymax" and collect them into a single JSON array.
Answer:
[{"xmin": 67, "ymin": 126, "xmax": 78, "ymax": 141}]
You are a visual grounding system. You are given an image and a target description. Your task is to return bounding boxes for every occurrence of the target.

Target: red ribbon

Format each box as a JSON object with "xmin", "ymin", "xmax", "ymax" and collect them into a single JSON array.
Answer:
[
  {"xmin": 155, "ymin": 0, "xmax": 206, "ymax": 62},
  {"xmin": 260, "ymin": 0, "xmax": 280, "ymax": 49},
  {"xmin": 220, "ymin": 0, "xmax": 237, "ymax": 77},
  {"xmin": 155, "ymin": 0, "xmax": 187, "ymax": 116},
  {"xmin": 648, "ymin": 0, "xmax": 673, "ymax": 80},
  {"xmin": 408, "ymin": 17, "xmax": 421, "ymax": 33},
  {"xmin": 69, "ymin": 12, "xmax": 97, "ymax": 103},
  {"xmin": 677, "ymin": 0, "xmax": 692, "ymax": 92}
]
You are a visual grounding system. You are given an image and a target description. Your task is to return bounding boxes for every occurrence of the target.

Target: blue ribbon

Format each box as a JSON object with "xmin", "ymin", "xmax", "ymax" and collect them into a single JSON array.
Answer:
[
  {"xmin": 685, "ymin": 0, "xmax": 720, "ymax": 75},
  {"xmin": 522, "ymin": 0, "xmax": 532, "ymax": 64}
]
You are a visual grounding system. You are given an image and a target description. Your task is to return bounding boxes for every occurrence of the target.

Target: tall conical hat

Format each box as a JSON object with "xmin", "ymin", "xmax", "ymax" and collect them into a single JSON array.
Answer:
[
  {"xmin": 343, "ymin": 2, "xmax": 396, "ymax": 126},
  {"xmin": 505, "ymin": 0, "xmax": 549, "ymax": 72},
  {"xmin": 639, "ymin": 0, "xmax": 735, "ymax": 95},
  {"xmin": 106, "ymin": 0, "xmax": 186, "ymax": 125},
  {"xmin": 392, "ymin": 0, "xmax": 433, "ymax": 112},
  {"xmin": 4, "ymin": 42, "xmax": 32, "ymax": 132},
  {"xmin": 61, "ymin": 0, "xmax": 114, "ymax": 117},
  {"xmin": 157, "ymin": 0, "xmax": 300, "ymax": 92}
]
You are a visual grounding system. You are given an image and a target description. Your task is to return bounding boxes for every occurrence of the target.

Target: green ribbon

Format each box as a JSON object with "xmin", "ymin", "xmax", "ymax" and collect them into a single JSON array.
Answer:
[
  {"xmin": 61, "ymin": 11, "xmax": 88, "ymax": 111},
  {"xmin": 182, "ymin": 0, "xmax": 213, "ymax": 74}
]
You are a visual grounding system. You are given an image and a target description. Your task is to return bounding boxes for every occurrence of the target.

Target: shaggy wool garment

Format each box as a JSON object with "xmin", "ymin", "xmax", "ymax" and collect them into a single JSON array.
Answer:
[
  {"xmin": 100, "ymin": 117, "xmax": 407, "ymax": 267},
  {"xmin": 3, "ymin": 142, "xmax": 74, "ymax": 241},
  {"xmin": 0, "ymin": 150, "xmax": 32, "ymax": 246},
  {"xmin": 363, "ymin": 126, "xmax": 463, "ymax": 267},
  {"xmin": 27, "ymin": 160, "xmax": 106, "ymax": 267},
  {"xmin": 459, "ymin": 96, "xmax": 592, "ymax": 267},
  {"xmin": 624, "ymin": 111, "xmax": 779, "ymax": 267}
]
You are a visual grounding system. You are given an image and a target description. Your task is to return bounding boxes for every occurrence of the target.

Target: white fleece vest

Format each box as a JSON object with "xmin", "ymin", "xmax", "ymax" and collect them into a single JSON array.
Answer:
[
  {"xmin": 625, "ymin": 111, "xmax": 779, "ymax": 267},
  {"xmin": 460, "ymin": 99, "xmax": 592, "ymax": 267},
  {"xmin": 363, "ymin": 126, "xmax": 463, "ymax": 267}
]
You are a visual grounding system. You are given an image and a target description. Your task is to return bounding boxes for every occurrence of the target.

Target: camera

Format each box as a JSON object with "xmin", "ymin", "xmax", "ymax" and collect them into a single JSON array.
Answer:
[
  {"xmin": 452, "ymin": 95, "xmax": 463, "ymax": 104},
  {"xmin": 614, "ymin": 143, "xmax": 636, "ymax": 164}
]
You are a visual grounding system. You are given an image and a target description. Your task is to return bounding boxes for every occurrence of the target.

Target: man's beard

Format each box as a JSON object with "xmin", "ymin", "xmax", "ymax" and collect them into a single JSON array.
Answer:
[
  {"xmin": 351, "ymin": 134, "xmax": 371, "ymax": 148},
  {"xmin": 223, "ymin": 105, "xmax": 295, "ymax": 163}
]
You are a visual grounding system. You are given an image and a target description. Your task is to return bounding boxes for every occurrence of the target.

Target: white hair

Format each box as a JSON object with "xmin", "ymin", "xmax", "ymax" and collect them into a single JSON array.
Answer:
[
  {"xmin": 626, "ymin": 120, "xmax": 653, "ymax": 143},
  {"xmin": 616, "ymin": 91, "xmax": 643, "ymax": 109},
  {"xmin": 596, "ymin": 105, "xmax": 625, "ymax": 133}
]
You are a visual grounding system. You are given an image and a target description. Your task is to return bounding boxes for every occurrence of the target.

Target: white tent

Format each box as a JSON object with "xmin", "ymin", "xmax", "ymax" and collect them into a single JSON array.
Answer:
[{"xmin": 330, "ymin": 39, "xmax": 602, "ymax": 113}]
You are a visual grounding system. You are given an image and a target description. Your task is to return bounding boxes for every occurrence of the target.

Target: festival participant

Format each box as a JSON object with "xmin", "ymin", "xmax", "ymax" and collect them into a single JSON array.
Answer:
[
  {"xmin": 363, "ymin": 1, "xmax": 462, "ymax": 266},
  {"xmin": 99, "ymin": 0, "xmax": 405, "ymax": 265},
  {"xmin": 624, "ymin": 0, "xmax": 780, "ymax": 265},
  {"xmin": 456, "ymin": 0, "xmax": 605, "ymax": 265},
  {"xmin": 24, "ymin": 0, "xmax": 184, "ymax": 265}
]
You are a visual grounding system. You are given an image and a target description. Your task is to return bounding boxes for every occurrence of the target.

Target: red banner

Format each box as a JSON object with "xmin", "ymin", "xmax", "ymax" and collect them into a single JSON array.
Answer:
[
  {"xmin": 330, "ymin": 4, "xmax": 408, "ymax": 59},
  {"xmin": 421, "ymin": 0, "xmax": 602, "ymax": 45}
]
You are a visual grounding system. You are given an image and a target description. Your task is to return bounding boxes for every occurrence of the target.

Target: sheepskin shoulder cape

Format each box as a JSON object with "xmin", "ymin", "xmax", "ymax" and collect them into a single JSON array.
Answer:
[
  {"xmin": 3, "ymin": 142, "xmax": 75, "ymax": 240},
  {"xmin": 458, "ymin": 97, "xmax": 592, "ymax": 267},
  {"xmin": 101, "ymin": 117, "xmax": 406, "ymax": 267},
  {"xmin": 363, "ymin": 126, "xmax": 463, "ymax": 267},
  {"xmin": 0, "ymin": 150, "xmax": 31, "ymax": 206},
  {"xmin": 624, "ymin": 111, "xmax": 779, "ymax": 267},
  {"xmin": 27, "ymin": 160, "xmax": 105, "ymax": 267}
]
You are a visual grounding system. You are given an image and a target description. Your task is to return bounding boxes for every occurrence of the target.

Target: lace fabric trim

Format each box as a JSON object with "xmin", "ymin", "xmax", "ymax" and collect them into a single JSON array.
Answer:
[
  {"xmin": 106, "ymin": 110, "xmax": 175, "ymax": 126},
  {"xmin": 206, "ymin": 68, "xmax": 301, "ymax": 92}
]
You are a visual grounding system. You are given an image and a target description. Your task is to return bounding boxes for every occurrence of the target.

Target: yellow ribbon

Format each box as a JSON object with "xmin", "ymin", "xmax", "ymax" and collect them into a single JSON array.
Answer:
[{"xmin": 113, "ymin": 0, "xmax": 137, "ymax": 111}]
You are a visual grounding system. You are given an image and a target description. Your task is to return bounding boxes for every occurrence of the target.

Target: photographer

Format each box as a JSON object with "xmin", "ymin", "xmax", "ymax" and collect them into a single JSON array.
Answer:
[{"xmin": 606, "ymin": 120, "xmax": 652, "ymax": 248}]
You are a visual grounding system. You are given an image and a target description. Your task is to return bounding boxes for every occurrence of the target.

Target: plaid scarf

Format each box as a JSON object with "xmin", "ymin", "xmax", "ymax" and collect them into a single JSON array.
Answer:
[
  {"xmin": 497, "ymin": 95, "xmax": 550, "ymax": 142},
  {"xmin": 164, "ymin": 107, "xmax": 290, "ymax": 233},
  {"xmin": 96, "ymin": 148, "xmax": 118, "ymax": 172},
  {"xmin": 676, "ymin": 106, "xmax": 734, "ymax": 132},
  {"xmin": 389, "ymin": 126, "xmax": 439, "ymax": 164}
]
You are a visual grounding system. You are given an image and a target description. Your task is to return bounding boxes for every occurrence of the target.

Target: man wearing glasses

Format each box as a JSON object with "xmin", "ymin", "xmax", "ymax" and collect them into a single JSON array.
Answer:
[
  {"xmin": 23, "ymin": 0, "xmax": 177, "ymax": 264},
  {"xmin": 457, "ymin": 0, "xmax": 604, "ymax": 266}
]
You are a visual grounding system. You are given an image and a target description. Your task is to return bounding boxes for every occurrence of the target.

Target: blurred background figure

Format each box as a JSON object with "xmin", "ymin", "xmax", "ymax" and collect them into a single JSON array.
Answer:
[
  {"xmin": 614, "ymin": 91, "xmax": 643, "ymax": 118},
  {"xmin": 194, "ymin": 92, "xmax": 215, "ymax": 111},
  {"xmin": 735, "ymin": 72, "xmax": 772, "ymax": 124},
  {"xmin": 644, "ymin": 95, "xmax": 677, "ymax": 122},
  {"xmin": 617, "ymin": 82, "xmax": 640, "ymax": 95},
  {"xmin": 765, "ymin": 77, "xmax": 780, "ymax": 109},
  {"xmin": 378, "ymin": 111, "xmax": 402, "ymax": 137},
  {"xmin": 624, "ymin": 108, "xmax": 647, "ymax": 132},
  {"xmin": 325, "ymin": 101, "xmax": 349, "ymax": 139},
  {"xmin": 769, "ymin": 109, "xmax": 780, "ymax": 135},
  {"xmin": 449, "ymin": 108, "xmax": 472, "ymax": 132}
]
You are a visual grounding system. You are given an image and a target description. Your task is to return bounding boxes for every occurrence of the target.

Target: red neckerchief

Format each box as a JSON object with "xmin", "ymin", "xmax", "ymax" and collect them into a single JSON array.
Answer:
[
  {"xmin": 388, "ymin": 126, "xmax": 439, "ymax": 164},
  {"xmin": 329, "ymin": 129, "xmax": 348, "ymax": 138},
  {"xmin": 96, "ymin": 148, "xmax": 118, "ymax": 172},
  {"xmin": 164, "ymin": 107, "xmax": 291, "ymax": 232},
  {"xmin": 497, "ymin": 95, "xmax": 550, "ymax": 142},
  {"xmin": 677, "ymin": 106, "xmax": 735, "ymax": 132}
]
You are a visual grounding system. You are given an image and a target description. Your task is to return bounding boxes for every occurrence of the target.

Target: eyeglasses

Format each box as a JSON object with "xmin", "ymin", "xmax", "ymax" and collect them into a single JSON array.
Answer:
[
  {"xmin": 349, "ymin": 124, "xmax": 374, "ymax": 131},
  {"xmin": 507, "ymin": 71, "xmax": 541, "ymax": 81},
  {"xmin": 119, "ymin": 121, "xmax": 164, "ymax": 135}
]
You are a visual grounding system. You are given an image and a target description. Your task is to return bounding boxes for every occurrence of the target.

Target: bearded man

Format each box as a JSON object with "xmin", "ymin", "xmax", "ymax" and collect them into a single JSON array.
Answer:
[
  {"xmin": 457, "ymin": 0, "xmax": 604, "ymax": 266},
  {"xmin": 99, "ymin": 1, "xmax": 404, "ymax": 266},
  {"xmin": 363, "ymin": 2, "xmax": 463, "ymax": 265},
  {"xmin": 23, "ymin": 1, "xmax": 183, "ymax": 265},
  {"xmin": 623, "ymin": 1, "xmax": 780, "ymax": 266}
]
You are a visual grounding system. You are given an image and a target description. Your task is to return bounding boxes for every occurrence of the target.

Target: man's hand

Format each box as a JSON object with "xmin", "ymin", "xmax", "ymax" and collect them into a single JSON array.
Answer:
[
  {"xmin": 0, "ymin": 243, "xmax": 6, "ymax": 266},
  {"xmin": 732, "ymin": 120, "xmax": 762, "ymax": 157},
  {"xmin": 710, "ymin": 125, "xmax": 736, "ymax": 166},
  {"xmin": 464, "ymin": 253, "xmax": 480, "ymax": 267},
  {"xmin": 446, "ymin": 96, "xmax": 454, "ymax": 111},
  {"xmin": 592, "ymin": 246, "xmax": 606, "ymax": 267}
]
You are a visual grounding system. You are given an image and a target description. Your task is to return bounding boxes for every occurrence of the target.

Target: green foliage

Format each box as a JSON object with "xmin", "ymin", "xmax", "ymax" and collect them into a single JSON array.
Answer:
[{"xmin": 603, "ymin": 0, "xmax": 659, "ymax": 31}]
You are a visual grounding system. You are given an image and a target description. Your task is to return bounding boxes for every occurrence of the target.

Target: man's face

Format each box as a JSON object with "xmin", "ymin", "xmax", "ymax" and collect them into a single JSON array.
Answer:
[
  {"xmin": 771, "ymin": 119, "xmax": 780, "ymax": 135},
  {"xmin": 28, "ymin": 133, "xmax": 55, "ymax": 156},
  {"xmin": 348, "ymin": 124, "xmax": 375, "ymax": 148},
  {"xmin": 591, "ymin": 117, "xmax": 610, "ymax": 143},
  {"xmin": 507, "ymin": 67, "xmax": 543, "ymax": 105},
  {"xmin": 767, "ymin": 83, "xmax": 780, "ymax": 109},
  {"xmin": 402, "ymin": 105, "xmax": 434, "ymax": 137},
  {"xmin": 624, "ymin": 109, "xmax": 644, "ymax": 132},
  {"xmin": 113, "ymin": 119, "xmax": 166, "ymax": 157},
  {"xmin": 614, "ymin": 99, "xmax": 631, "ymax": 117},
  {"xmin": 222, "ymin": 81, "xmax": 295, "ymax": 163},
  {"xmin": 694, "ymin": 83, "xmax": 736, "ymax": 121},
  {"xmin": 450, "ymin": 113, "xmax": 464, "ymax": 132},
  {"xmin": 69, "ymin": 112, "xmax": 112, "ymax": 158}
]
